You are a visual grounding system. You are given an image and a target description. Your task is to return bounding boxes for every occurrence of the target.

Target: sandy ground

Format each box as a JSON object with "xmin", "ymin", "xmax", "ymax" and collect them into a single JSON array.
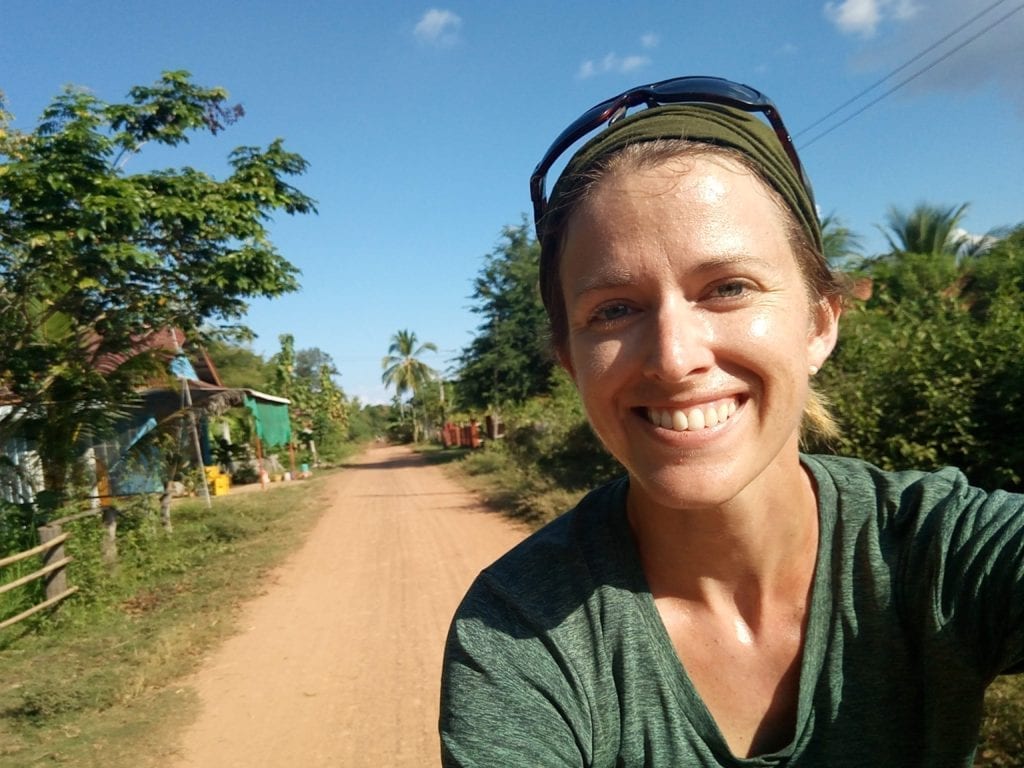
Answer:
[{"xmin": 168, "ymin": 445, "xmax": 528, "ymax": 768}]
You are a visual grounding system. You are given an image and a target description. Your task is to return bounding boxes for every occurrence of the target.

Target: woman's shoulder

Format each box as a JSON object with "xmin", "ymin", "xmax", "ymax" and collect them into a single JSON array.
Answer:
[
  {"xmin": 802, "ymin": 452, "xmax": 1023, "ymax": 530},
  {"xmin": 457, "ymin": 476, "xmax": 633, "ymax": 627}
]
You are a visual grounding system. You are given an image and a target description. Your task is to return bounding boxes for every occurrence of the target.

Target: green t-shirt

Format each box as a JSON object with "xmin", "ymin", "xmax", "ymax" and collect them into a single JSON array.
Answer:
[{"xmin": 440, "ymin": 455, "xmax": 1024, "ymax": 767}]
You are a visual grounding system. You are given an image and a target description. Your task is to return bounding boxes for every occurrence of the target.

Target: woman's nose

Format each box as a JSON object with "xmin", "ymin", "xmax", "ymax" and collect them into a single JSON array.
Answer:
[{"xmin": 641, "ymin": 300, "xmax": 713, "ymax": 382}]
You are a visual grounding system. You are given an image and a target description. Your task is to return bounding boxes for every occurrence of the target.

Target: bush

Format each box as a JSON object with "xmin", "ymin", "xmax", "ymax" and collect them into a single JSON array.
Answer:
[
  {"xmin": 818, "ymin": 272, "xmax": 1024, "ymax": 492},
  {"xmin": 503, "ymin": 369, "xmax": 622, "ymax": 491},
  {"xmin": 229, "ymin": 461, "xmax": 260, "ymax": 485},
  {"xmin": 0, "ymin": 500, "xmax": 39, "ymax": 557}
]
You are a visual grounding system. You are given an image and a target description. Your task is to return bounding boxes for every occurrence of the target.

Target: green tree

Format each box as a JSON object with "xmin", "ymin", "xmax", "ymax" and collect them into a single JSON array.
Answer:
[
  {"xmin": 346, "ymin": 401, "xmax": 392, "ymax": 442},
  {"xmin": 861, "ymin": 203, "xmax": 976, "ymax": 307},
  {"xmin": 816, "ymin": 222, "xmax": 1024, "ymax": 492},
  {"xmin": 880, "ymin": 202, "xmax": 970, "ymax": 259},
  {"xmin": 820, "ymin": 212, "xmax": 862, "ymax": 269},
  {"xmin": 295, "ymin": 347, "xmax": 338, "ymax": 381},
  {"xmin": 205, "ymin": 338, "xmax": 274, "ymax": 390},
  {"xmin": 272, "ymin": 335, "xmax": 349, "ymax": 461},
  {"xmin": 0, "ymin": 72, "xmax": 315, "ymax": 503},
  {"xmin": 409, "ymin": 376, "xmax": 454, "ymax": 441},
  {"xmin": 456, "ymin": 223, "xmax": 553, "ymax": 410},
  {"xmin": 381, "ymin": 330, "xmax": 437, "ymax": 442}
]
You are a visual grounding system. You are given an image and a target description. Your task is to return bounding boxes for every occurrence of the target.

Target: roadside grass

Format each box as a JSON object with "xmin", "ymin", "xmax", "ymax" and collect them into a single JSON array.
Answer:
[
  {"xmin": 415, "ymin": 443, "xmax": 472, "ymax": 467},
  {"xmin": 0, "ymin": 470, "xmax": 339, "ymax": 768},
  {"xmin": 437, "ymin": 442, "xmax": 586, "ymax": 529},
  {"xmin": 980, "ymin": 676, "xmax": 1024, "ymax": 766},
  {"xmin": 440, "ymin": 442, "xmax": 1024, "ymax": 768}
]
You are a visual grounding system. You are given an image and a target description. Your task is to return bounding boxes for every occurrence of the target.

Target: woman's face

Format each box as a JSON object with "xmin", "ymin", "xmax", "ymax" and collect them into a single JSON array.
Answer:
[{"xmin": 559, "ymin": 154, "xmax": 838, "ymax": 512}]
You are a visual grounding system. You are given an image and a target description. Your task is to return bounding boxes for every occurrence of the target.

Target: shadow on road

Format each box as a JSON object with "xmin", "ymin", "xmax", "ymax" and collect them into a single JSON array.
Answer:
[{"xmin": 343, "ymin": 447, "xmax": 470, "ymax": 472}]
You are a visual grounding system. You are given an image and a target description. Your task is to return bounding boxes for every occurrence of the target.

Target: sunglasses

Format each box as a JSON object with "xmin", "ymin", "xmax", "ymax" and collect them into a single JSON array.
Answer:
[{"xmin": 530, "ymin": 75, "xmax": 812, "ymax": 229}]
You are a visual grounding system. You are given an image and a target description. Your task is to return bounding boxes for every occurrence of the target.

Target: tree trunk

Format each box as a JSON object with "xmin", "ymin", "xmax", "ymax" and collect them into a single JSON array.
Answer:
[
  {"xmin": 101, "ymin": 506, "xmax": 118, "ymax": 564},
  {"xmin": 160, "ymin": 484, "xmax": 174, "ymax": 533}
]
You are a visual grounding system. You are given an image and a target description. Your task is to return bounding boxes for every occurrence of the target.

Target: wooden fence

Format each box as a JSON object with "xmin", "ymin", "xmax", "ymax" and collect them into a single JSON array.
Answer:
[{"xmin": 0, "ymin": 524, "xmax": 78, "ymax": 630}]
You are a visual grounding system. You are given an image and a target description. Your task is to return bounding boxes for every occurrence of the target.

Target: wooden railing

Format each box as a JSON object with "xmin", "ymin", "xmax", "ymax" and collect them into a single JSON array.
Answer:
[{"xmin": 0, "ymin": 524, "xmax": 78, "ymax": 630}]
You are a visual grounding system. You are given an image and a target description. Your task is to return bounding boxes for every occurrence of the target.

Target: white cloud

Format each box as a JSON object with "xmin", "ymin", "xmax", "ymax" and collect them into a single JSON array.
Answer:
[
  {"xmin": 414, "ymin": 8, "xmax": 462, "ymax": 47},
  {"xmin": 836, "ymin": 0, "xmax": 1024, "ymax": 113},
  {"xmin": 824, "ymin": 0, "xmax": 919, "ymax": 37},
  {"xmin": 577, "ymin": 35, "xmax": 657, "ymax": 79},
  {"xmin": 954, "ymin": 226, "xmax": 1000, "ymax": 254},
  {"xmin": 891, "ymin": 0, "xmax": 920, "ymax": 21},
  {"xmin": 578, "ymin": 52, "xmax": 652, "ymax": 79}
]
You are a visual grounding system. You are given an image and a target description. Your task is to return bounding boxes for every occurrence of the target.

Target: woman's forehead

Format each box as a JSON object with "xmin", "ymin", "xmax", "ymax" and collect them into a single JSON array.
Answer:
[
  {"xmin": 560, "ymin": 156, "xmax": 800, "ymax": 284},
  {"xmin": 568, "ymin": 154, "xmax": 787, "ymax": 237}
]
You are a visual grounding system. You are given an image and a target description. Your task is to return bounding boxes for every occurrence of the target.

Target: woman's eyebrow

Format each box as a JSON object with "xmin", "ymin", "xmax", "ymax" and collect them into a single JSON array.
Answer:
[
  {"xmin": 690, "ymin": 254, "xmax": 778, "ymax": 274},
  {"xmin": 569, "ymin": 267, "xmax": 637, "ymax": 298},
  {"xmin": 570, "ymin": 254, "xmax": 778, "ymax": 299}
]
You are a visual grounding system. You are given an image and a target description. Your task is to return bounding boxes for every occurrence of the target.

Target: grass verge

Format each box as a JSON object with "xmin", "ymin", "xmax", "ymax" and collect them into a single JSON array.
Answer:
[
  {"xmin": 0, "ymin": 470, "xmax": 338, "ymax": 768},
  {"xmin": 435, "ymin": 442, "xmax": 586, "ymax": 529}
]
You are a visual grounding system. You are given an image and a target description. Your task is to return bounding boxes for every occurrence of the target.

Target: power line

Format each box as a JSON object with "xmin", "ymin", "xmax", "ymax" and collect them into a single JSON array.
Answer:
[
  {"xmin": 795, "ymin": 0, "xmax": 1011, "ymax": 138},
  {"xmin": 798, "ymin": 0, "xmax": 1024, "ymax": 149}
]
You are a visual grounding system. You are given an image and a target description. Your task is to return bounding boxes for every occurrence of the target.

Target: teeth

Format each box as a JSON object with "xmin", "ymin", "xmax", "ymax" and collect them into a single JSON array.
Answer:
[
  {"xmin": 646, "ymin": 400, "xmax": 738, "ymax": 433},
  {"xmin": 718, "ymin": 403, "xmax": 730, "ymax": 423},
  {"xmin": 688, "ymin": 408, "xmax": 705, "ymax": 430},
  {"xmin": 671, "ymin": 410, "xmax": 687, "ymax": 431}
]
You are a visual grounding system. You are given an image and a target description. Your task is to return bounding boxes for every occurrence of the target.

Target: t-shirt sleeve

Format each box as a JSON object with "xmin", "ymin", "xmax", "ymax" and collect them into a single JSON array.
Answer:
[
  {"xmin": 440, "ymin": 575, "xmax": 591, "ymax": 768},
  {"xmin": 897, "ymin": 469, "xmax": 1024, "ymax": 677}
]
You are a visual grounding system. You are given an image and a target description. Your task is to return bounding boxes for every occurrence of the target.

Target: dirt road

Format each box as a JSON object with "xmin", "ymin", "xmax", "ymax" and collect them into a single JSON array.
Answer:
[{"xmin": 169, "ymin": 445, "xmax": 528, "ymax": 768}]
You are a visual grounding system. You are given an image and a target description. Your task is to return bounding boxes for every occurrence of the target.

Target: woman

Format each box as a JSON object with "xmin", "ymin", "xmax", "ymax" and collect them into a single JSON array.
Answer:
[{"xmin": 440, "ymin": 76, "xmax": 1024, "ymax": 767}]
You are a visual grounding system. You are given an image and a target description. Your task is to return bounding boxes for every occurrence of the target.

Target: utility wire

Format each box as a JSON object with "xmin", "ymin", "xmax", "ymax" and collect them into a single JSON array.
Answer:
[
  {"xmin": 795, "ymin": 0, "xmax": 1012, "ymax": 139},
  {"xmin": 799, "ymin": 1, "xmax": 1024, "ymax": 150}
]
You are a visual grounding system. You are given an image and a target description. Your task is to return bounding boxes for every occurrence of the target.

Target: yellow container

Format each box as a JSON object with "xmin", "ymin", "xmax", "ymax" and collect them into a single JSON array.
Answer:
[
  {"xmin": 205, "ymin": 466, "xmax": 221, "ymax": 482},
  {"xmin": 211, "ymin": 475, "xmax": 231, "ymax": 496}
]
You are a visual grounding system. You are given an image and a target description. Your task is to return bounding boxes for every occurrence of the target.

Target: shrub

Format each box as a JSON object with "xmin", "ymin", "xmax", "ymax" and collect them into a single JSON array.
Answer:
[{"xmin": 503, "ymin": 370, "xmax": 621, "ymax": 491}]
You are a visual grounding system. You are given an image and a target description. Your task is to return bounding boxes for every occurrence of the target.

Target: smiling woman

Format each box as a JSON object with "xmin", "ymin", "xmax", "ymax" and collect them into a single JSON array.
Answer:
[
  {"xmin": 439, "ymin": 76, "xmax": 1024, "ymax": 767},
  {"xmin": 557, "ymin": 149, "xmax": 837, "ymax": 516}
]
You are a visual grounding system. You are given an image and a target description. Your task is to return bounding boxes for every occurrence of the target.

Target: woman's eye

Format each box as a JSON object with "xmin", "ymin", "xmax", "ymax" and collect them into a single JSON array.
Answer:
[
  {"xmin": 590, "ymin": 303, "xmax": 633, "ymax": 324},
  {"xmin": 710, "ymin": 281, "xmax": 751, "ymax": 299}
]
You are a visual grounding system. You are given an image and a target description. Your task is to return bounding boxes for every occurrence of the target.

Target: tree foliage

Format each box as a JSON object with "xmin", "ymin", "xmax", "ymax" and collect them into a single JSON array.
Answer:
[
  {"xmin": 880, "ymin": 202, "xmax": 970, "ymax": 260},
  {"xmin": 272, "ymin": 335, "xmax": 348, "ymax": 460},
  {"xmin": 381, "ymin": 329, "xmax": 437, "ymax": 443},
  {"xmin": 455, "ymin": 223, "xmax": 553, "ymax": 410},
  {"xmin": 816, "ymin": 220, "xmax": 1024, "ymax": 491},
  {"xmin": 820, "ymin": 212, "xmax": 863, "ymax": 269},
  {"xmin": 203, "ymin": 338, "xmax": 275, "ymax": 391},
  {"xmin": 0, "ymin": 71, "xmax": 315, "ymax": 498},
  {"xmin": 381, "ymin": 329, "xmax": 437, "ymax": 402}
]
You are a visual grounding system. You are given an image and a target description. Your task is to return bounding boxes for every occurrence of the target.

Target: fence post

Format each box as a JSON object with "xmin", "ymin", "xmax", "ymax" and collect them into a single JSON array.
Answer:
[{"xmin": 36, "ymin": 524, "xmax": 68, "ymax": 602}]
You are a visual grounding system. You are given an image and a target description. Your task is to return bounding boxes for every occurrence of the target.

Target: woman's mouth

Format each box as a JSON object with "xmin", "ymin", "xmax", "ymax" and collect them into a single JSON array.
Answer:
[{"xmin": 643, "ymin": 398, "xmax": 739, "ymax": 432}]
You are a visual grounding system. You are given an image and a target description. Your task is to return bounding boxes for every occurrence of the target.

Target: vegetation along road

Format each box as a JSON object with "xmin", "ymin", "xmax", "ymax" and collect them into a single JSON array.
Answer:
[{"xmin": 169, "ymin": 445, "xmax": 526, "ymax": 767}]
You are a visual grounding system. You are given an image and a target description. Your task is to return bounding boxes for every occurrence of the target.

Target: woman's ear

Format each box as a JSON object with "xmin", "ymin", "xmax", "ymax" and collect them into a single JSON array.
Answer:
[
  {"xmin": 808, "ymin": 294, "xmax": 842, "ymax": 369},
  {"xmin": 557, "ymin": 346, "xmax": 576, "ymax": 382}
]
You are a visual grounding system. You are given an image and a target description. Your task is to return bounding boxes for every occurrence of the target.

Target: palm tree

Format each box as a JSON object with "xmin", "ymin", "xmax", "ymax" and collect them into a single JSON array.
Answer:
[
  {"xmin": 381, "ymin": 330, "xmax": 437, "ymax": 441},
  {"xmin": 880, "ymin": 203, "xmax": 970, "ymax": 260},
  {"xmin": 820, "ymin": 213, "xmax": 862, "ymax": 269}
]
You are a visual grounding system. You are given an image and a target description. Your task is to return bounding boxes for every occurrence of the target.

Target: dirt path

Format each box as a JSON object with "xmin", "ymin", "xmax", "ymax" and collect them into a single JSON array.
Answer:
[{"xmin": 168, "ymin": 445, "xmax": 528, "ymax": 768}]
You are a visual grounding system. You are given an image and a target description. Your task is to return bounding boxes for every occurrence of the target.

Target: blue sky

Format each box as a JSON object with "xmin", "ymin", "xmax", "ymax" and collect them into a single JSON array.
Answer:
[{"xmin": 2, "ymin": 1, "xmax": 1021, "ymax": 404}]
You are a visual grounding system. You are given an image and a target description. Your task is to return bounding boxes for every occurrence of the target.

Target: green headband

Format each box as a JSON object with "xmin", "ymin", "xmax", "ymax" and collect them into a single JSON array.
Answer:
[{"xmin": 545, "ymin": 104, "xmax": 822, "ymax": 255}]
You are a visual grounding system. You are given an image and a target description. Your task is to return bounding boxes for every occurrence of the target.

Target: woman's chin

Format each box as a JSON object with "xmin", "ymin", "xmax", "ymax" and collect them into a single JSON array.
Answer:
[{"xmin": 627, "ymin": 464, "xmax": 745, "ymax": 513}]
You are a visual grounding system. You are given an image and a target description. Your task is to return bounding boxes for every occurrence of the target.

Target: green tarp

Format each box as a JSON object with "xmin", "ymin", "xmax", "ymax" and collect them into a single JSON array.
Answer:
[{"xmin": 244, "ymin": 394, "xmax": 292, "ymax": 448}]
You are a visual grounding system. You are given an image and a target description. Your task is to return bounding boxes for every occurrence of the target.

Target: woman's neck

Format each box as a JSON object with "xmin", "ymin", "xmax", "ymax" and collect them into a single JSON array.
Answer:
[{"xmin": 626, "ymin": 460, "xmax": 820, "ymax": 609}]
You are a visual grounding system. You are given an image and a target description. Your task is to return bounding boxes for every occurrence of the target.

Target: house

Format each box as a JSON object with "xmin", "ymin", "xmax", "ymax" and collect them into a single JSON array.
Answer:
[{"xmin": 0, "ymin": 329, "xmax": 292, "ymax": 505}]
